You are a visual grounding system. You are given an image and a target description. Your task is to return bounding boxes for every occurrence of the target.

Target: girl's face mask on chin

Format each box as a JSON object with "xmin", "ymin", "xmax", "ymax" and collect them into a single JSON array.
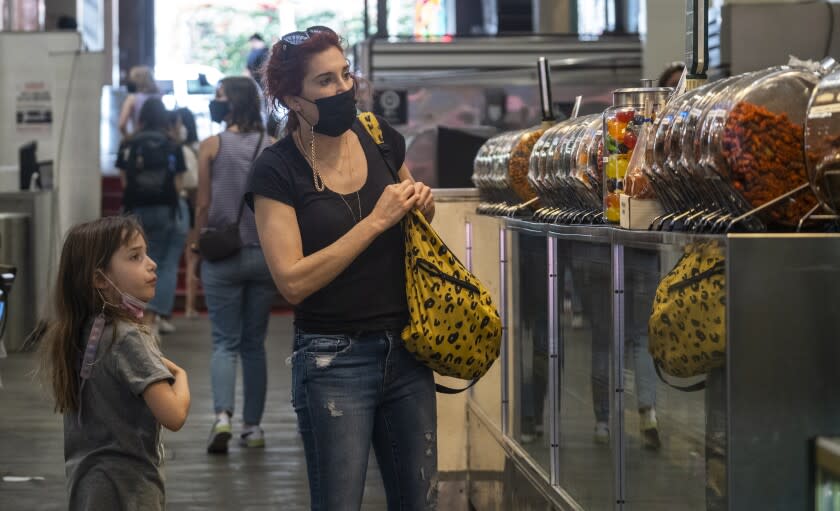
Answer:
[{"xmin": 97, "ymin": 270, "xmax": 147, "ymax": 319}]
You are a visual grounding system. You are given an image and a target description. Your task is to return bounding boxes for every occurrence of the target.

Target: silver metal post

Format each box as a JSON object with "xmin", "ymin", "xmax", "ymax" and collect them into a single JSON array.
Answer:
[
  {"xmin": 612, "ymin": 243, "xmax": 625, "ymax": 510},
  {"xmin": 500, "ymin": 226, "xmax": 509, "ymax": 436},
  {"xmin": 547, "ymin": 236, "xmax": 560, "ymax": 486},
  {"xmin": 465, "ymin": 222, "xmax": 473, "ymax": 272}
]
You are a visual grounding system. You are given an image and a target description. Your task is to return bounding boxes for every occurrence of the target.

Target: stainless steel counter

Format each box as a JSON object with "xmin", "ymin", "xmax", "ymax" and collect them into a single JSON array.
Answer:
[{"xmin": 465, "ymin": 215, "xmax": 840, "ymax": 511}]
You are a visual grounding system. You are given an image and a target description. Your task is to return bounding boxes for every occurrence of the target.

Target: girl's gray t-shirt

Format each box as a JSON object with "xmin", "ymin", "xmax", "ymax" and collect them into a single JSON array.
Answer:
[{"xmin": 64, "ymin": 320, "xmax": 173, "ymax": 511}]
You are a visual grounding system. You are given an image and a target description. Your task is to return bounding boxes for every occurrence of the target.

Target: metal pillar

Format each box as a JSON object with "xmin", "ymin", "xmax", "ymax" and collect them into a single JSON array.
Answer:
[{"xmin": 612, "ymin": 243, "xmax": 626, "ymax": 510}]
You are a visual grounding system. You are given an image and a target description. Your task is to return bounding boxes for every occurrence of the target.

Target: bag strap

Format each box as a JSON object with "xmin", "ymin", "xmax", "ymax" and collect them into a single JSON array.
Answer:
[
  {"xmin": 233, "ymin": 131, "xmax": 265, "ymax": 223},
  {"xmin": 357, "ymin": 112, "xmax": 400, "ymax": 183},
  {"xmin": 435, "ymin": 379, "xmax": 479, "ymax": 394},
  {"xmin": 653, "ymin": 362, "xmax": 707, "ymax": 392}
]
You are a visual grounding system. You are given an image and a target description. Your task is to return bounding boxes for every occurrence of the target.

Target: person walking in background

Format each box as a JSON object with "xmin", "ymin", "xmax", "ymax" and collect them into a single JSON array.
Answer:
[
  {"xmin": 116, "ymin": 97, "xmax": 190, "ymax": 337},
  {"xmin": 246, "ymin": 33, "xmax": 270, "ymax": 85},
  {"xmin": 39, "ymin": 216, "xmax": 190, "ymax": 510},
  {"xmin": 249, "ymin": 26, "xmax": 438, "ymax": 510},
  {"xmin": 659, "ymin": 61, "xmax": 685, "ymax": 88},
  {"xmin": 119, "ymin": 66, "xmax": 161, "ymax": 138},
  {"xmin": 168, "ymin": 107, "xmax": 202, "ymax": 322},
  {"xmin": 195, "ymin": 76, "xmax": 275, "ymax": 454}
]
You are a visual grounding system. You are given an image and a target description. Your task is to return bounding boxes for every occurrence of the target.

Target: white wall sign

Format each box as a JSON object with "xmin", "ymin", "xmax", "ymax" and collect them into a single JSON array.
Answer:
[{"xmin": 15, "ymin": 80, "xmax": 53, "ymax": 136}]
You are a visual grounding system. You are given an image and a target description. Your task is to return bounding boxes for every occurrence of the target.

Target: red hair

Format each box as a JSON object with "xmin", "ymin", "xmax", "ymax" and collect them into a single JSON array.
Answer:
[{"xmin": 262, "ymin": 29, "xmax": 346, "ymax": 132}]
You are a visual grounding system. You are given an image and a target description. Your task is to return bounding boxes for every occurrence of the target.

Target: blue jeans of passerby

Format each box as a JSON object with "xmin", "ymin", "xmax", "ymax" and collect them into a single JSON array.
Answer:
[
  {"xmin": 202, "ymin": 246, "xmax": 276, "ymax": 425},
  {"xmin": 291, "ymin": 328, "xmax": 438, "ymax": 511},
  {"xmin": 578, "ymin": 247, "xmax": 659, "ymax": 423},
  {"xmin": 132, "ymin": 199, "xmax": 189, "ymax": 316}
]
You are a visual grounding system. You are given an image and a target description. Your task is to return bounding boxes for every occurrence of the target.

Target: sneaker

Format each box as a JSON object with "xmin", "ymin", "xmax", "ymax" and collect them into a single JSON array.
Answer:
[
  {"xmin": 158, "ymin": 318, "xmax": 176, "ymax": 334},
  {"xmin": 239, "ymin": 427, "xmax": 265, "ymax": 448},
  {"xmin": 594, "ymin": 422, "xmax": 609, "ymax": 444},
  {"xmin": 520, "ymin": 433, "xmax": 537, "ymax": 443},
  {"xmin": 207, "ymin": 418, "xmax": 232, "ymax": 454},
  {"xmin": 640, "ymin": 408, "xmax": 662, "ymax": 450}
]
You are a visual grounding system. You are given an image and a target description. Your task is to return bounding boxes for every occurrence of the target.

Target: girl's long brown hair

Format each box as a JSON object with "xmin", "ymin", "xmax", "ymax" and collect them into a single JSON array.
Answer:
[{"xmin": 40, "ymin": 216, "xmax": 146, "ymax": 413}]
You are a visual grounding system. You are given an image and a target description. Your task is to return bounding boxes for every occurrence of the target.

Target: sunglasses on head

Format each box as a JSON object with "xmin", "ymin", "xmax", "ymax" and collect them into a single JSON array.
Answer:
[{"xmin": 279, "ymin": 26, "xmax": 336, "ymax": 52}]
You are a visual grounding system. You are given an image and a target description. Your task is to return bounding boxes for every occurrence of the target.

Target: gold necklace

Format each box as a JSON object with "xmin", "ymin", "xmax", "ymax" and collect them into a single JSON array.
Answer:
[
  {"xmin": 297, "ymin": 129, "xmax": 351, "ymax": 190},
  {"xmin": 337, "ymin": 191, "xmax": 362, "ymax": 224},
  {"xmin": 296, "ymin": 130, "xmax": 362, "ymax": 223}
]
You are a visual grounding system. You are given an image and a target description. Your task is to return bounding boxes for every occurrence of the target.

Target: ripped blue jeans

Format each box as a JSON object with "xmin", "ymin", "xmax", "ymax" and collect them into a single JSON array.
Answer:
[{"xmin": 291, "ymin": 328, "xmax": 438, "ymax": 511}]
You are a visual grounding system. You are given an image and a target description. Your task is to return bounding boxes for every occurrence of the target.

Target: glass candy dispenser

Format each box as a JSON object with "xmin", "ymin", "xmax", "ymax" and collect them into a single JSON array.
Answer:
[{"xmin": 603, "ymin": 85, "xmax": 671, "ymax": 223}]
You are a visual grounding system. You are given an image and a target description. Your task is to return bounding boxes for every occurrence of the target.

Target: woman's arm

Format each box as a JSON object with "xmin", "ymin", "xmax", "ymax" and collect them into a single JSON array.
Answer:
[
  {"xmin": 254, "ymin": 180, "xmax": 418, "ymax": 305},
  {"xmin": 143, "ymin": 357, "xmax": 191, "ymax": 431},
  {"xmin": 118, "ymin": 95, "xmax": 136, "ymax": 138},
  {"xmin": 195, "ymin": 136, "xmax": 220, "ymax": 233},
  {"xmin": 398, "ymin": 164, "xmax": 435, "ymax": 223}
]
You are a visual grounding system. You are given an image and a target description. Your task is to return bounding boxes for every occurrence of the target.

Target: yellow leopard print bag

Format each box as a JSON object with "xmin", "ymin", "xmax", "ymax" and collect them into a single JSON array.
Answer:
[
  {"xmin": 402, "ymin": 210, "xmax": 502, "ymax": 389},
  {"xmin": 357, "ymin": 112, "xmax": 502, "ymax": 393},
  {"xmin": 648, "ymin": 241, "xmax": 726, "ymax": 388}
]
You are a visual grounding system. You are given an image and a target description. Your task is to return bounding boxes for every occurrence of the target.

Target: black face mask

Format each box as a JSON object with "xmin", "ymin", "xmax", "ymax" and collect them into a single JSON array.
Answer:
[
  {"xmin": 209, "ymin": 99, "xmax": 230, "ymax": 124},
  {"xmin": 300, "ymin": 86, "xmax": 357, "ymax": 137}
]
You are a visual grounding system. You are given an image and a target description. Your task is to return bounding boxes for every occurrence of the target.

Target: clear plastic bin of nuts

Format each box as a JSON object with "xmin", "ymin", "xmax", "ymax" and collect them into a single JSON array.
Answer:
[
  {"xmin": 806, "ymin": 66, "xmax": 840, "ymax": 217},
  {"xmin": 507, "ymin": 126, "xmax": 548, "ymax": 204},
  {"xmin": 697, "ymin": 65, "xmax": 823, "ymax": 227},
  {"xmin": 472, "ymin": 125, "xmax": 547, "ymax": 214}
]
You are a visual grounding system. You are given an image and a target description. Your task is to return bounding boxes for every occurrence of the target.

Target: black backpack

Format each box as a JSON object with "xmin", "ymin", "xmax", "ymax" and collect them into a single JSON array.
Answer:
[{"xmin": 124, "ymin": 131, "xmax": 178, "ymax": 210}]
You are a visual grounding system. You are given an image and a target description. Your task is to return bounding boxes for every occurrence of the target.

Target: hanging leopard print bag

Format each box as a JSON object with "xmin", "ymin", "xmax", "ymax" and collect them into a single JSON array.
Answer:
[
  {"xmin": 648, "ymin": 241, "xmax": 726, "ymax": 389},
  {"xmin": 357, "ymin": 112, "xmax": 502, "ymax": 394},
  {"xmin": 401, "ymin": 210, "xmax": 503, "ymax": 390}
]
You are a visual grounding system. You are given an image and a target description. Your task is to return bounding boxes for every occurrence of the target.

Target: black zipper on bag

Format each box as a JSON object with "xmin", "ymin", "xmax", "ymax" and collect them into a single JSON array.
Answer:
[
  {"xmin": 414, "ymin": 258, "xmax": 481, "ymax": 295},
  {"xmin": 668, "ymin": 260, "xmax": 725, "ymax": 293}
]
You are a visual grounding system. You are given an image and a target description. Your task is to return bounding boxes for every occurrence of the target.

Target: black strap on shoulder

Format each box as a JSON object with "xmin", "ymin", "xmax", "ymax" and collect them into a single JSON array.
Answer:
[{"xmin": 355, "ymin": 115, "xmax": 400, "ymax": 183}]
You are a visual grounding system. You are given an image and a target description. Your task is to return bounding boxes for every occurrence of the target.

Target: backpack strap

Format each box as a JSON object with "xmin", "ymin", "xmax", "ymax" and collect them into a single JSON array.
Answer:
[
  {"xmin": 356, "ymin": 112, "xmax": 399, "ymax": 183},
  {"xmin": 358, "ymin": 112, "xmax": 385, "ymax": 144}
]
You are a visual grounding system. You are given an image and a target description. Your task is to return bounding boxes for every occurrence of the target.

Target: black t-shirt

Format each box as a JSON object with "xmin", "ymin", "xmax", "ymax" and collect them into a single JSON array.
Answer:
[{"xmin": 246, "ymin": 116, "xmax": 408, "ymax": 333}]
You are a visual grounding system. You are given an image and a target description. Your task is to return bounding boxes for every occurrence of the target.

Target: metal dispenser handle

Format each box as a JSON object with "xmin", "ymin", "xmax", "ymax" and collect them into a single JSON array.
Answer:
[
  {"xmin": 685, "ymin": 0, "xmax": 709, "ymax": 91},
  {"xmin": 538, "ymin": 57, "xmax": 555, "ymax": 126}
]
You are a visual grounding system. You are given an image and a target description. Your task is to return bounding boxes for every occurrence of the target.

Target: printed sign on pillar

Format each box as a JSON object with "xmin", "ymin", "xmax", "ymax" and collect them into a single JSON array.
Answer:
[
  {"xmin": 15, "ymin": 81, "xmax": 53, "ymax": 135},
  {"xmin": 373, "ymin": 90, "xmax": 408, "ymax": 126}
]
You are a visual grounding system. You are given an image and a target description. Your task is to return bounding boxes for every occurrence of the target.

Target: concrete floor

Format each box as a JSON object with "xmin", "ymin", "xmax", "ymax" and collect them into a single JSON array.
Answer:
[{"xmin": 0, "ymin": 315, "xmax": 389, "ymax": 510}]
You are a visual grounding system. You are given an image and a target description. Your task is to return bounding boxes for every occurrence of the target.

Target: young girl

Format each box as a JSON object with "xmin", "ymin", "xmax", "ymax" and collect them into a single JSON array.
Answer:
[{"xmin": 40, "ymin": 216, "xmax": 191, "ymax": 510}]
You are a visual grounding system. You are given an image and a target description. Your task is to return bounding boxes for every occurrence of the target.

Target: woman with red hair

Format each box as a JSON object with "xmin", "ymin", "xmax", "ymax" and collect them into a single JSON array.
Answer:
[{"xmin": 247, "ymin": 26, "xmax": 438, "ymax": 510}]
